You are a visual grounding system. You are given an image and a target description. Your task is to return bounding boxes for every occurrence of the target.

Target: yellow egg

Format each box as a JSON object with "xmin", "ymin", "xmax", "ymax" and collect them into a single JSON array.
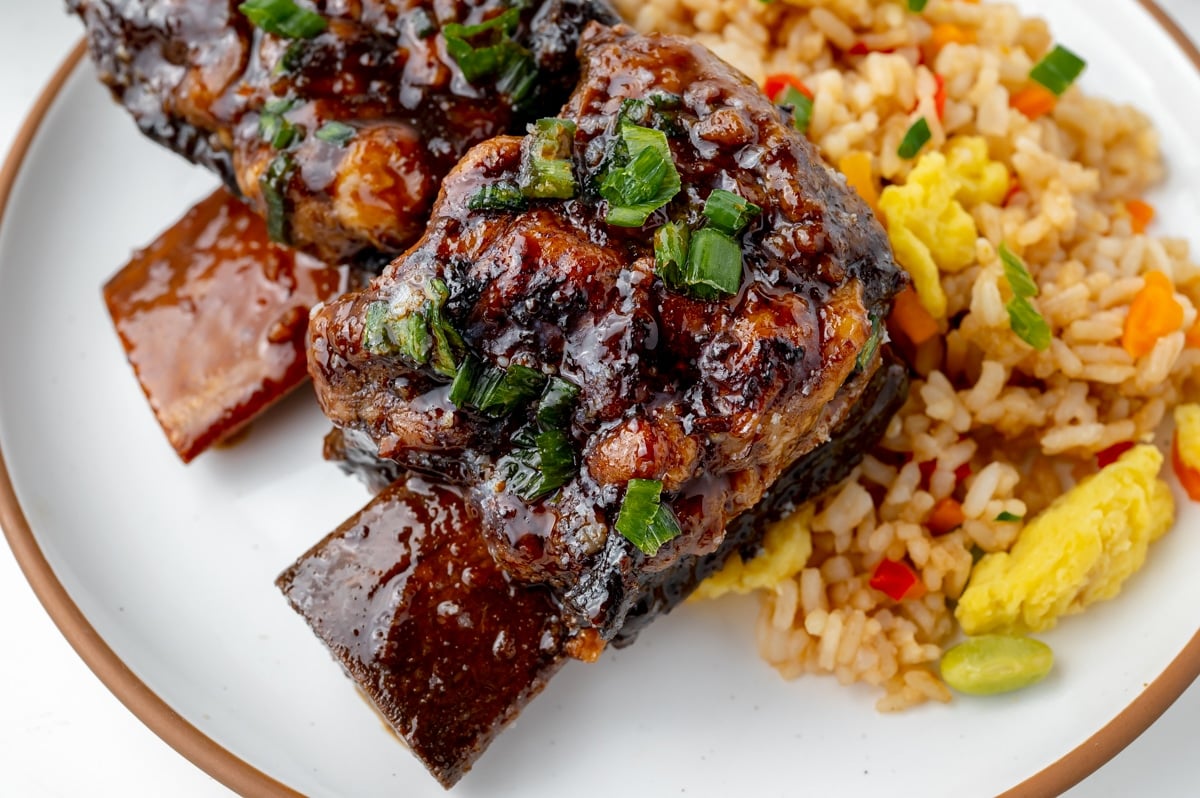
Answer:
[
  {"xmin": 878, "ymin": 136, "xmax": 1009, "ymax": 319},
  {"xmin": 692, "ymin": 506, "xmax": 814, "ymax": 600},
  {"xmin": 1174, "ymin": 403, "xmax": 1200, "ymax": 470},
  {"xmin": 955, "ymin": 445, "xmax": 1173, "ymax": 635}
]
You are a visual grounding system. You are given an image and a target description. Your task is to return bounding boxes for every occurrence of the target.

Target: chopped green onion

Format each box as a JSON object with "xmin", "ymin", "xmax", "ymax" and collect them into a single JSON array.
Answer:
[
  {"xmin": 504, "ymin": 427, "xmax": 577, "ymax": 501},
  {"xmin": 275, "ymin": 41, "xmax": 307, "ymax": 74},
  {"xmin": 239, "ymin": 0, "xmax": 327, "ymax": 39},
  {"xmin": 898, "ymin": 117, "xmax": 932, "ymax": 159},
  {"xmin": 995, "ymin": 511, "xmax": 1023, "ymax": 522},
  {"xmin": 409, "ymin": 7, "xmax": 436, "ymax": 38},
  {"xmin": 469, "ymin": 181, "xmax": 528, "ymax": 212},
  {"xmin": 449, "ymin": 353, "xmax": 493, "ymax": 406},
  {"xmin": 314, "ymin": 121, "xmax": 355, "ymax": 146},
  {"xmin": 615, "ymin": 479, "xmax": 682, "ymax": 556},
  {"xmin": 999, "ymin": 243, "xmax": 1039, "ymax": 299},
  {"xmin": 262, "ymin": 97, "xmax": 298, "ymax": 115},
  {"xmin": 907, "ymin": 0, "xmax": 929, "ymax": 10},
  {"xmin": 599, "ymin": 119, "xmax": 681, "ymax": 227},
  {"xmin": 1006, "ymin": 295, "xmax": 1051, "ymax": 351},
  {"xmin": 654, "ymin": 221, "xmax": 690, "ymax": 289},
  {"xmin": 1029, "ymin": 45, "xmax": 1086, "ymax": 97},
  {"xmin": 443, "ymin": 7, "xmax": 528, "ymax": 84},
  {"xmin": 536, "ymin": 377, "xmax": 580, "ymax": 429},
  {"xmin": 258, "ymin": 98, "xmax": 302, "ymax": 149},
  {"xmin": 702, "ymin": 189, "xmax": 761, "ymax": 235},
  {"xmin": 362, "ymin": 302, "xmax": 390, "ymax": 355},
  {"xmin": 855, "ymin": 313, "xmax": 882, "ymax": 371},
  {"xmin": 496, "ymin": 51, "xmax": 540, "ymax": 110},
  {"xmin": 361, "ymin": 280, "xmax": 461, "ymax": 374},
  {"xmin": 778, "ymin": 85, "xmax": 813, "ymax": 134},
  {"xmin": 518, "ymin": 118, "xmax": 577, "ymax": 199},
  {"xmin": 259, "ymin": 152, "xmax": 294, "ymax": 244},
  {"xmin": 426, "ymin": 279, "xmax": 461, "ymax": 378},
  {"xmin": 451, "ymin": 356, "xmax": 548, "ymax": 417},
  {"xmin": 685, "ymin": 227, "xmax": 743, "ymax": 299}
]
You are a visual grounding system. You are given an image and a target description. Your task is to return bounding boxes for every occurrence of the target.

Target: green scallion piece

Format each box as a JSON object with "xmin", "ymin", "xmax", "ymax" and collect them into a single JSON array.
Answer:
[
  {"xmin": 443, "ymin": 7, "xmax": 528, "ymax": 84},
  {"xmin": 469, "ymin": 181, "xmax": 528, "ymax": 212},
  {"xmin": 362, "ymin": 280, "xmax": 462, "ymax": 373},
  {"xmin": 615, "ymin": 479, "xmax": 682, "ymax": 556},
  {"xmin": 362, "ymin": 301, "xmax": 391, "ymax": 355},
  {"xmin": 314, "ymin": 121, "xmax": 355, "ymax": 146},
  {"xmin": 995, "ymin": 511, "xmax": 1023, "ymax": 522},
  {"xmin": 855, "ymin": 313, "xmax": 882, "ymax": 372},
  {"xmin": 481, "ymin": 364, "xmax": 547, "ymax": 417},
  {"xmin": 259, "ymin": 152, "xmax": 294, "ymax": 244},
  {"xmin": 654, "ymin": 221, "xmax": 690, "ymax": 289},
  {"xmin": 778, "ymin": 85, "xmax": 813, "ymax": 134},
  {"xmin": 258, "ymin": 98, "xmax": 302, "ymax": 149},
  {"xmin": 239, "ymin": 0, "xmax": 327, "ymax": 39},
  {"xmin": 536, "ymin": 377, "xmax": 580, "ymax": 429},
  {"xmin": 449, "ymin": 353, "xmax": 492, "ymax": 407},
  {"xmin": 702, "ymin": 189, "xmax": 761, "ymax": 235},
  {"xmin": 599, "ymin": 119, "xmax": 681, "ymax": 228},
  {"xmin": 1006, "ymin": 295, "xmax": 1051, "ymax": 351},
  {"xmin": 518, "ymin": 118, "xmax": 577, "ymax": 199},
  {"xmin": 505, "ymin": 427, "xmax": 577, "ymax": 501},
  {"xmin": 426, "ymin": 280, "xmax": 461, "ymax": 378},
  {"xmin": 497, "ymin": 51, "xmax": 539, "ymax": 110},
  {"xmin": 907, "ymin": 0, "xmax": 928, "ymax": 11},
  {"xmin": 897, "ymin": 117, "xmax": 932, "ymax": 159},
  {"xmin": 1029, "ymin": 45, "xmax": 1086, "ymax": 97},
  {"xmin": 684, "ymin": 227, "xmax": 743, "ymax": 299},
  {"xmin": 999, "ymin": 243, "xmax": 1038, "ymax": 298}
]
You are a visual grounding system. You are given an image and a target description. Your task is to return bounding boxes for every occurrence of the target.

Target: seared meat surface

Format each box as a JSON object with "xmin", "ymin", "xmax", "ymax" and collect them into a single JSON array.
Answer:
[
  {"xmin": 68, "ymin": 0, "xmax": 616, "ymax": 262},
  {"xmin": 309, "ymin": 23, "xmax": 906, "ymax": 636}
]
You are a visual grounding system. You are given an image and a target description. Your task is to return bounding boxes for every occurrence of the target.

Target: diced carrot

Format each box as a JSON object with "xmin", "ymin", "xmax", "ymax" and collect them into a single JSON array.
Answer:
[
  {"xmin": 837, "ymin": 151, "xmax": 880, "ymax": 217},
  {"xmin": 869, "ymin": 559, "xmax": 927, "ymax": 601},
  {"xmin": 928, "ymin": 23, "xmax": 976, "ymax": 56},
  {"xmin": 763, "ymin": 73, "xmax": 813, "ymax": 102},
  {"xmin": 1172, "ymin": 433, "xmax": 1200, "ymax": 501},
  {"xmin": 1126, "ymin": 199, "xmax": 1155, "ymax": 234},
  {"xmin": 1186, "ymin": 320, "xmax": 1200, "ymax": 349},
  {"xmin": 1010, "ymin": 84, "xmax": 1057, "ymax": 120},
  {"xmin": 934, "ymin": 73, "xmax": 947, "ymax": 121},
  {"xmin": 848, "ymin": 42, "xmax": 871, "ymax": 56},
  {"xmin": 927, "ymin": 498, "xmax": 966, "ymax": 536},
  {"xmin": 890, "ymin": 286, "xmax": 940, "ymax": 345},
  {"xmin": 1002, "ymin": 176, "xmax": 1022, "ymax": 207},
  {"xmin": 1121, "ymin": 271, "xmax": 1184, "ymax": 358},
  {"xmin": 1097, "ymin": 441, "xmax": 1135, "ymax": 469}
]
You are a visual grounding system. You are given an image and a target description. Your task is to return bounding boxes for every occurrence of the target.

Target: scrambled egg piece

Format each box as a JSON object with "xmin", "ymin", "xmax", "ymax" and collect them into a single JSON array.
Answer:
[
  {"xmin": 1175, "ymin": 403, "xmax": 1200, "ymax": 469},
  {"xmin": 692, "ymin": 506, "xmax": 814, "ymax": 600},
  {"xmin": 879, "ymin": 136, "xmax": 1009, "ymax": 318},
  {"xmin": 956, "ymin": 445, "xmax": 1174, "ymax": 635}
]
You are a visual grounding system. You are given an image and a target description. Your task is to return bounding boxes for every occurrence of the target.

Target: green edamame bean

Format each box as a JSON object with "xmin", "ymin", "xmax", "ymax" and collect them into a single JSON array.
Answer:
[{"xmin": 939, "ymin": 634, "xmax": 1053, "ymax": 696}]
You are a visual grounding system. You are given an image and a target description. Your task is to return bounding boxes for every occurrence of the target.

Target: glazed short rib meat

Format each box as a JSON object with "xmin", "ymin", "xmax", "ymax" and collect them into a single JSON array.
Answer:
[
  {"xmin": 308, "ymin": 23, "xmax": 907, "ymax": 637},
  {"xmin": 69, "ymin": 0, "xmax": 617, "ymax": 262}
]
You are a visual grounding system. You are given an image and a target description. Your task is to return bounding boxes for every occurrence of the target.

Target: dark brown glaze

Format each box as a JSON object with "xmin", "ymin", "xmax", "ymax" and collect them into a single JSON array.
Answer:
[
  {"xmin": 104, "ymin": 188, "xmax": 347, "ymax": 462},
  {"xmin": 277, "ymin": 475, "xmax": 575, "ymax": 788},
  {"xmin": 69, "ymin": 0, "xmax": 617, "ymax": 263},
  {"xmin": 308, "ymin": 24, "xmax": 906, "ymax": 636}
]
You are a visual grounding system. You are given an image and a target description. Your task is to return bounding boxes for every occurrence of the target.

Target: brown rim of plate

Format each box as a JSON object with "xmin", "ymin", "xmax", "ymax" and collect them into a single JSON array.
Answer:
[{"xmin": 1, "ymin": 6, "xmax": 1199, "ymax": 797}]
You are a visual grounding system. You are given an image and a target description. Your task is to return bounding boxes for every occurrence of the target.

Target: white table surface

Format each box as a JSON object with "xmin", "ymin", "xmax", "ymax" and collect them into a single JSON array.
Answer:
[{"xmin": 1, "ymin": 2, "xmax": 1198, "ymax": 796}]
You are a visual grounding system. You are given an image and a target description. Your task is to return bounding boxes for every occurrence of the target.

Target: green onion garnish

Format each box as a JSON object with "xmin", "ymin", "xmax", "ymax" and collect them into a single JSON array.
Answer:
[
  {"xmin": 536, "ymin": 377, "xmax": 580, "ymax": 429},
  {"xmin": 451, "ymin": 356, "xmax": 547, "ymax": 417},
  {"xmin": 855, "ymin": 313, "xmax": 882, "ymax": 372},
  {"xmin": 615, "ymin": 479, "xmax": 682, "ymax": 556},
  {"xmin": 361, "ymin": 280, "xmax": 462, "ymax": 375},
  {"xmin": 409, "ymin": 7, "xmax": 436, "ymax": 39},
  {"xmin": 314, "ymin": 121, "xmax": 355, "ymax": 146},
  {"xmin": 684, "ymin": 227, "xmax": 744, "ymax": 299},
  {"xmin": 504, "ymin": 427, "xmax": 577, "ymax": 501},
  {"xmin": 496, "ymin": 51, "xmax": 539, "ymax": 110},
  {"xmin": 1006, "ymin": 295, "xmax": 1051, "ymax": 351},
  {"xmin": 898, "ymin": 117, "xmax": 932, "ymax": 159},
  {"xmin": 999, "ymin": 243, "xmax": 1039, "ymax": 299},
  {"xmin": 702, "ymin": 189, "xmax": 761, "ymax": 235},
  {"xmin": 442, "ymin": 6, "xmax": 537, "ymax": 102},
  {"xmin": 998, "ymin": 242, "xmax": 1049, "ymax": 349},
  {"xmin": 239, "ymin": 0, "xmax": 327, "ymax": 39},
  {"xmin": 259, "ymin": 152, "xmax": 294, "ymax": 244},
  {"xmin": 518, "ymin": 118, "xmax": 577, "ymax": 199},
  {"xmin": 469, "ymin": 181, "xmax": 528, "ymax": 212},
  {"xmin": 1029, "ymin": 45, "xmax": 1086, "ymax": 97},
  {"xmin": 653, "ymin": 221, "xmax": 690, "ymax": 289},
  {"xmin": 258, "ymin": 98, "xmax": 302, "ymax": 149},
  {"xmin": 995, "ymin": 511, "xmax": 1023, "ymax": 522},
  {"xmin": 599, "ymin": 119, "xmax": 682, "ymax": 227},
  {"xmin": 907, "ymin": 0, "xmax": 928, "ymax": 11},
  {"xmin": 778, "ymin": 85, "xmax": 813, "ymax": 134}
]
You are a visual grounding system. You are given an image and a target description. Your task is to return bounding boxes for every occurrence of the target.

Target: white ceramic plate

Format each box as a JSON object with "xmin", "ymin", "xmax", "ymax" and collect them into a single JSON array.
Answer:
[{"xmin": 2, "ymin": 2, "xmax": 1199, "ymax": 796}]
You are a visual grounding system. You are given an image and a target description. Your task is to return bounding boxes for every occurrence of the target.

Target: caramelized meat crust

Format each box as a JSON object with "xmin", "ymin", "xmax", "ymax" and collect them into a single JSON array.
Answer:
[
  {"xmin": 309, "ymin": 24, "xmax": 906, "ymax": 635},
  {"xmin": 68, "ymin": 0, "xmax": 617, "ymax": 262}
]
